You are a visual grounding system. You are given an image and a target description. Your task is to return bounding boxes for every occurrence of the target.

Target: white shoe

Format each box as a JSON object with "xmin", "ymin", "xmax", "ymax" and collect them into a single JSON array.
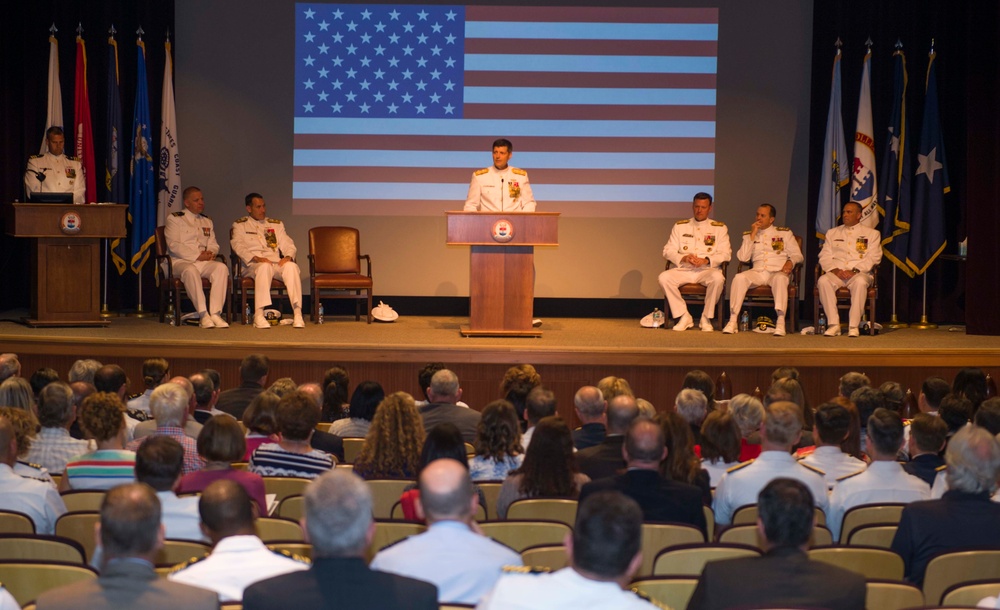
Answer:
[
  {"xmin": 673, "ymin": 313, "xmax": 693, "ymax": 331},
  {"xmin": 532, "ymin": 319, "xmax": 543, "ymax": 327},
  {"xmin": 293, "ymin": 311, "xmax": 306, "ymax": 328},
  {"xmin": 824, "ymin": 324, "xmax": 841, "ymax": 337},
  {"xmin": 210, "ymin": 313, "xmax": 229, "ymax": 328},
  {"xmin": 199, "ymin": 313, "xmax": 215, "ymax": 329},
  {"xmin": 774, "ymin": 318, "xmax": 786, "ymax": 337},
  {"xmin": 722, "ymin": 318, "xmax": 738, "ymax": 334},
  {"xmin": 700, "ymin": 317, "xmax": 714, "ymax": 332},
  {"xmin": 848, "ymin": 327, "xmax": 860, "ymax": 337},
  {"xmin": 254, "ymin": 311, "xmax": 270, "ymax": 329}
]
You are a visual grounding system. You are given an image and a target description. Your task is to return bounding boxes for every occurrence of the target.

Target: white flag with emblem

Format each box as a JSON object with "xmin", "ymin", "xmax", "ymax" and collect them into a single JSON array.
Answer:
[
  {"xmin": 157, "ymin": 38, "xmax": 181, "ymax": 226},
  {"xmin": 41, "ymin": 34, "xmax": 64, "ymax": 153},
  {"xmin": 851, "ymin": 49, "xmax": 878, "ymax": 228}
]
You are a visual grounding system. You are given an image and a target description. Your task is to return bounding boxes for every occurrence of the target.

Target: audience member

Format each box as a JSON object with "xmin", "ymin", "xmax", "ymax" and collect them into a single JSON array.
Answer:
[
  {"xmin": 0, "ymin": 406, "xmax": 53, "ymax": 483},
  {"xmin": 838, "ymin": 371, "xmax": 870, "ymax": 399},
  {"xmin": 398, "ymin": 423, "xmax": 482, "ymax": 521},
  {"xmin": 60, "ymin": 392, "xmax": 135, "ymax": 491},
  {"xmin": 250, "ymin": 390, "xmax": 334, "ymax": 478},
  {"xmin": 190, "ymin": 372, "xmax": 222, "ymax": 424},
  {"xmin": 0, "ymin": 377, "xmax": 35, "ymax": 411},
  {"xmin": 797, "ymin": 401, "xmax": 867, "ymax": 488},
  {"xmin": 953, "ymin": 367, "xmax": 988, "ymax": 414},
  {"xmin": 178, "ymin": 415, "xmax": 268, "ymax": 513},
  {"xmin": 635, "ymin": 398, "xmax": 657, "ymax": 419},
  {"xmin": 134, "ymin": 375, "xmax": 203, "ymax": 441},
  {"xmin": 0, "ymin": 353, "xmax": 21, "ymax": 382},
  {"xmin": 500, "ymin": 364, "xmax": 542, "ymax": 425},
  {"xmin": 682, "ymin": 369, "xmax": 716, "ymax": 417},
  {"xmin": 419, "ymin": 369, "xmax": 481, "ymax": 443},
  {"xmin": 675, "ymin": 388, "xmax": 708, "ymax": 445},
  {"xmin": 414, "ymin": 362, "xmax": 470, "ymax": 408},
  {"xmin": 67, "ymin": 358, "xmax": 101, "ymax": 384},
  {"xmin": 572, "ymin": 385, "xmax": 607, "ymax": 450},
  {"xmin": 730, "ymin": 393, "xmax": 765, "ymax": 461},
  {"xmin": 902, "ymin": 413, "xmax": 948, "ymax": 486},
  {"xmin": 29, "ymin": 367, "xmax": 60, "ymax": 400},
  {"xmin": 659, "ymin": 411, "xmax": 712, "ymax": 505},
  {"xmin": 127, "ymin": 358, "xmax": 170, "ymax": 415},
  {"xmin": 294, "ymin": 381, "xmax": 345, "ymax": 462},
  {"xmin": 371, "ymin": 459, "xmax": 522, "ymax": 604},
  {"xmin": 469, "ymin": 400, "xmax": 523, "ymax": 481},
  {"xmin": 36, "ymin": 483, "xmax": 217, "ymax": 610},
  {"xmin": 169, "ymin": 480, "xmax": 309, "ymax": 601},
  {"xmin": 135, "ymin": 435, "xmax": 206, "ymax": 542},
  {"xmin": 320, "ymin": 366, "xmax": 351, "ymax": 422},
  {"xmin": 851, "ymin": 385, "xmax": 885, "ymax": 452},
  {"xmin": 243, "ymin": 470, "xmax": 438, "ymax": 609},
  {"xmin": 127, "ymin": 382, "xmax": 203, "ymax": 475},
  {"xmin": 880, "ymin": 380, "xmax": 906, "ymax": 415},
  {"xmin": 577, "ymin": 395, "xmax": 639, "ymax": 480},
  {"xmin": 769, "ymin": 376, "xmax": 814, "ymax": 443},
  {"xmin": 939, "ymin": 393, "xmax": 973, "ymax": 440},
  {"xmin": 699, "ymin": 410, "xmax": 742, "ymax": 487},
  {"xmin": 918, "ymin": 376, "xmax": 951, "ymax": 415},
  {"xmin": 975, "ymin": 397, "xmax": 1000, "ymax": 435},
  {"xmin": 242, "ymin": 391, "xmax": 280, "ymax": 460},
  {"xmin": 217, "ymin": 354, "xmax": 269, "ymax": 419},
  {"xmin": 25, "ymin": 381, "xmax": 90, "ymax": 473},
  {"xmin": 266, "ymin": 377, "xmax": 298, "ymax": 398},
  {"xmin": 688, "ymin": 478, "xmax": 866, "ymax": 610},
  {"xmin": 497, "ymin": 417, "xmax": 589, "ymax": 518},
  {"xmin": 353, "ymin": 391, "xmax": 424, "ymax": 479},
  {"xmin": 597, "ymin": 375, "xmax": 634, "ymax": 401},
  {"xmin": 479, "ymin": 491, "xmax": 658, "ymax": 609},
  {"xmin": 329, "ymin": 381, "xmax": 384, "ymax": 437},
  {"xmin": 0, "ymin": 415, "xmax": 66, "ymax": 534},
  {"xmin": 94, "ymin": 364, "xmax": 130, "ymax": 401},
  {"xmin": 521, "ymin": 386, "xmax": 557, "ymax": 450}
]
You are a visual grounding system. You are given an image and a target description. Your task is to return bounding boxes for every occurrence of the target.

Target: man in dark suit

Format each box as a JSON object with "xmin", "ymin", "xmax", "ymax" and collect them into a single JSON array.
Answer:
[
  {"xmin": 216, "ymin": 354, "xmax": 268, "ymax": 419},
  {"xmin": 578, "ymin": 418, "xmax": 706, "ymax": 536},
  {"xmin": 243, "ymin": 469, "xmax": 438, "ymax": 609},
  {"xmin": 189, "ymin": 372, "xmax": 221, "ymax": 425},
  {"xmin": 688, "ymin": 477, "xmax": 866, "ymax": 610},
  {"xmin": 572, "ymin": 385, "xmax": 607, "ymax": 450},
  {"xmin": 892, "ymin": 425, "xmax": 1000, "ymax": 587},
  {"xmin": 576, "ymin": 395, "xmax": 639, "ymax": 481},
  {"xmin": 902, "ymin": 413, "xmax": 947, "ymax": 486},
  {"xmin": 36, "ymin": 483, "xmax": 218, "ymax": 610},
  {"xmin": 418, "ymin": 369, "xmax": 481, "ymax": 444}
]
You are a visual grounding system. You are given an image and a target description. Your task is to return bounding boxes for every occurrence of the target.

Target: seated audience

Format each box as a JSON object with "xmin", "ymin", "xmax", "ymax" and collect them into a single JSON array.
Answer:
[
  {"xmin": 25, "ymin": 381, "xmax": 90, "ymax": 474},
  {"xmin": 135, "ymin": 435, "xmax": 206, "ymax": 542},
  {"xmin": 250, "ymin": 391, "xmax": 335, "ymax": 478},
  {"xmin": 398, "ymin": 422, "xmax": 482, "ymax": 521},
  {"xmin": 675, "ymin": 387, "xmax": 708, "ymax": 446},
  {"xmin": 577, "ymin": 395, "xmax": 639, "ymax": 480},
  {"xmin": 0, "ymin": 406, "xmax": 54, "ymax": 484},
  {"xmin": 797, "ymin": 401, "xmax": 867, "ymax": 488},
  {"xmin": 127, "ymin": 357, "xmax": 170, "ymax": 416},
  {"xmin": 414, "ymin": 363, "xmax": 470, "ymax": 409},
  {"xmin": 0, "ymin": 415, "xmax": 66, "ymax": 534},
  {"xmin": 699, "ymin": 410, "xmax": 743, "ymax": 487},
  {"xmin": 730, "ymin": 393, "xmax": 765, "ymax": 461},
  {"xmin": 126, "ymin": 382, "xmax": 203, "ymax": 475},
  {"xmin": 60, "ymin": 392, "xmax": 136, "ymax": 491},
  {"xmin": 419, "ymin": 369, "xmax": 481, "ymax": 443},
  {"xmin": 266, "ymin": 377, "xmax": 298, "ymax": 398},
  {"xmin": 659, "ymin": 410, "xmax": 712, "ymax": 505},
  {"xmin": 217, "ymin": 354, "xmax": 269, "ymax": 419},
  {"xmin": 177, "ymin": 414, "xmax": 267, "ymax": 514},
  {"xmin": 496, "ymin": 416, "xmax": 590, "ymax": 518},
  {"xmin": 320, "ymin": 365, "xmax": 350, "ymax": 422},
  {"xmin": 597, "ymin": 375, "xmax": 634, "ymax": 401},
  {"xmin": 0, "ymin": 376, "xmax": 35, "ymax": 411},
  {"xmin": 500, "ymin": 364, "xmax": 542, "ymax": 426},
  {"xmin": 902, "ymin": 413, "xmax": 948, "ymax": 486},
  {"xmin": 469, "ymin": 400, "xmax": 524, "ymax": 481},
  {"xmin": 242, "ymin": 391, "xmax": 280, "ymax": 460},
  {"xmin": 521, "ymin": 386, "xmax": 557, "ymax": 450},
  {"xmin": 353, "ymin": 391, "xmax": 424, "ymax": 479},
  {"xmin": 572, "ymin": 385, "xmax": 607, "ymax": 450},
  {"xmin": 329, "ymin": 380, "xmax": 384, "ymax": 437},
  {"xmin": 29, "ymin": 367, "xmax": 60, "ymax": 401}
]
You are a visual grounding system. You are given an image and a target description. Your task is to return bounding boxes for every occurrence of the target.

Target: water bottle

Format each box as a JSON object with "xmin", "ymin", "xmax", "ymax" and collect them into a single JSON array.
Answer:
[
  {"xmin": 318, "ymin": 303, "xmax": 325, "ymax": 325},
  {"xmin": 652, "ymin": 308, "xmax": 663, "ymax": 327},
  {"xmin": 166, "ymin": 303, "xmax": 175, "ymax": 326},
  {"xmin": 244, "ymin": 303, "xmax": 251, "ymax": 326},
  {"xmin": 817, "ymin": 311, "xmax": 827, "ymax": 334},
  {"xmin": 739, "ymin": 310, "xmax": 750, "ymax": 332}
]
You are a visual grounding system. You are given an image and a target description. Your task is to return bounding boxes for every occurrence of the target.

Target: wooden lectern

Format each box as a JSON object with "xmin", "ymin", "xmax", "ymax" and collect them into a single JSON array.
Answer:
[
  {"xmin": 4, "ymin": 203, "xmax": 127, "ymax": 327},
  {"xmin": 446, "ymin": 211, "xmax": 559, "ymax": 337}
]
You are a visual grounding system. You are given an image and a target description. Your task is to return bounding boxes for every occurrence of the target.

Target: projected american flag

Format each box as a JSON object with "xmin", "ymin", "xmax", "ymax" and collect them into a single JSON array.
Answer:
[{"xmin": 294, "ymin": 4, "xmax": 718, "ymax": 217}]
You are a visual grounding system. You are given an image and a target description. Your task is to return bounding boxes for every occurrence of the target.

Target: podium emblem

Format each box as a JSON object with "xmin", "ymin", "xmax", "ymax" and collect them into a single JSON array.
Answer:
[
  {"xmin": 491, "ymin": 219, "xmax": 514, "ymax": 243},
  {"xmin": 60, "ymin": 211, "xmax": 82, "ymax": 235}
]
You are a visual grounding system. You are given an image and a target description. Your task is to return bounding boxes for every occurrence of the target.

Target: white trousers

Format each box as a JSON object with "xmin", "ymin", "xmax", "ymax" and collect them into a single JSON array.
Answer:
[
  {"xmin": 729, "ymin": 269, "xmax": 790, "ymax": 316},
  {"xmin": 245, "ymin": 261, "xmax": 303, "ymax": 310},
  {"xmin": 817, "ymin": 271, "xmax": 873, "ymax": 328},
  {"xmin": 174, "ymin": 259, "xmax": 228, "ymax": 316},
  {"xmin": 658, "ymin": 267, "xmax": 725, "ymax": 318}
]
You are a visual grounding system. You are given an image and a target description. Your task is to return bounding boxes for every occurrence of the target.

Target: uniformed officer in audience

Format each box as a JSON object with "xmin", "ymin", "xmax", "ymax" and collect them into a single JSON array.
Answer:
[
  {"xmin": 170, "ymin": 479, "xmax": 309, "ymax": 601},
  {"xmin": 164, "ymin": 186, "xmax": 230, "ymax": 329},
  {"xmin": 658, "ymin": 192, "xmax": 731, "ymax": 332},
  {"xmin": 231, "ymin": 193, "xmax": 305, "ymax": 329},
  {"xmin": 0, "ymin": 416, "xmax": 66, "ymax": 535},
  {"xmin": 478, "ymin": 491, "xmax": 663, "ymax": 609},
  {"xmin": 24, "ymin": 126, "xmax": 85, "ymax": 203},
  {"xmin": 723, "ymin": 204, "xmax": 803, "ymax": 336},
  {"xmin": 464, "ymin": 138, "xmax": 536, "ymax": 212}
]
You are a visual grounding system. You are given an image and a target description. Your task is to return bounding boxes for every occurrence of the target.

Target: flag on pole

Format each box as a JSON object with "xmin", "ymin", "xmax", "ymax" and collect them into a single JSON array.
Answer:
[
  {"xmin": 73, "ymin": 35, "xmax": 97, "ymax": 203},
  {"xmin": 41, "ymin": 30, "xmax": 64, "ymax": 153},
  {"xmin": 157, "ymin": 37, "xmax": 182, "ymax": 226},
  {"xmin": 851, "ymin": 47, "xmax": 878, "ymax": 228},
  {"xmin": 906, "ymin": 47, "xmax": 949, "ymax": 276},
  {"xmin": 107, "ymin": 33, "xmax": 128, "ymax": 274},
  {"xmin": 129, "ymin": 38, "xmax": 156, "ymax": 274},
  {"xmin": 815, "ymin": 45, "xmax": 849, "ymax": 240},
  {"xmin": 877, "ymin": 46, "xmax": 913, "ymax": 276}
]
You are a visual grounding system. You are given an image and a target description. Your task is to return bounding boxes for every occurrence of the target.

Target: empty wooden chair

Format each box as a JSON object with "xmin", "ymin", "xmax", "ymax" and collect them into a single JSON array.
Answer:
[
  {"xmin": 0, "ymin": 535, "xmax": 85, "ymax": 564},
  {"xmin": 922, "ymin": 548, "xmax": 1000, "ymax": 605},
  {"xmin": 807, "ymin": 546, "xmax": 905, "ymax": 581},
  {"xmin": 478, "ymin": 520, "xmax": 571, "ymax": 553},
  {"xmin": 653, "ymin": 543, "xmax": 761, "ymax": 576},
  {"xmin": 864, "ymin": 580, "xmax": 924, "ymax": 610},
  {"xmin": 639, "ymin": 523, "xmax": 706, "ymax": 577},
  {"xmin": 505, "ymin": 498, "xmax": 578, "ymax": 528},
  {"xmin": 0, "ymin": 560, "xmax": 98, "ymax": 606},
  {"xmin": 839, "ymin": 503, "xmax": 906, "ymax": 544}
]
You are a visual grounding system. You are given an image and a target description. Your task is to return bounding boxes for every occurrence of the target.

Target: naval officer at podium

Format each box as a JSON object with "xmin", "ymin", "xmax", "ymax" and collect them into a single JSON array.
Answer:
[{"xmin": 464, "ymin": 138, "xmax": 536, "ymax": 212}]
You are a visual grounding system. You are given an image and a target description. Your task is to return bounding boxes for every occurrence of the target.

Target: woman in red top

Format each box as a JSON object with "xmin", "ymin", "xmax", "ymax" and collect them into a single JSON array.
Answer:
[{"xmin": 178, "ymin": 415, "xmax": 268, "ymax": 515}]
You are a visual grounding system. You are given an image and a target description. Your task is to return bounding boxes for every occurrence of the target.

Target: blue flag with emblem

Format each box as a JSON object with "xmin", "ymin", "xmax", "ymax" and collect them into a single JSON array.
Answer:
[
  {"xmin": 107, "ymin": 34, "xmax": 128, "ymax": 275},
  {"xmin": 877, "ymin": 46, "xmax": 913, "ymax": 277},
  {"xmin": 129, "ymin": 38, "xmax": 155, "ymax": 274},
  {"xmin": 815, "ymin": 47, "xmax": 849, "ymax": 240},
  {"xmin": 906, "ymin": 48, "xmax": 949, "ymax": 276}
]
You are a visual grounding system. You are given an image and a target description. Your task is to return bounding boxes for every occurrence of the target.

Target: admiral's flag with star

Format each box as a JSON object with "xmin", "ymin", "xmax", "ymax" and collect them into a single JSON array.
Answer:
[{"xmin": 293, "ymin": 4, "xmax": 718, "ymax": 217}]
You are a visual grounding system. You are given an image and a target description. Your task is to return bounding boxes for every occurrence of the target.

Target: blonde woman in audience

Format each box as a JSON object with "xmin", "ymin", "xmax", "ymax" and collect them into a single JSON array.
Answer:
[
  {"xmin": 469, "ymin": 400, "xmax": 524, "ymax": 481},
  {"xmin": 597, "ymin": 375, "xmax": 635, "ymax": 401},
  {"xmin": 267, "ymin": 377, "xmax": 298, "ymax": 398},
  {"xmin": 353, "ymin": 392, "xmax": 425, "ymax": 479},
  {"xmin": 0, "ymin": 377, "xmax": 35, "ymax": 412},
  {"xmin": 636, "ymin": 398, "xmax": 657, "ymax": 419},
  {"xmin": 60, "ymin": 392, "xmax": 135, "ymax": 491},
  {"xmin": 0, "ymin": 406, "xmax": 53, "ymax": 484}
]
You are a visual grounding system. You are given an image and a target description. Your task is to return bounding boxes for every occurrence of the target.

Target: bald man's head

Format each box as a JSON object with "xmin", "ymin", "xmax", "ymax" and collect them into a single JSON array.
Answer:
[
  {"xmin": 418, "ymin": 458, "xmax": 475, "ymax": 522},
  {"xmin": 624, "ymin": 418, "xmax": 666, "ymax": 466},
  {"xmin": 199, "ymin": 479, "xmax": 255, "ymax": 542},
  {"xmin": 607, "ymin": 395, "xmax": 640, "ymax": 435}
]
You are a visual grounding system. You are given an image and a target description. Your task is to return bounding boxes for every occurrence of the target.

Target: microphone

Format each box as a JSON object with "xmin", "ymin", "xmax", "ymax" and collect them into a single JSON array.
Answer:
[
  {"xmin": 500, "ymin": 177, "xmax": 504, "ymax": 210},
  {"xmin": 28, "ymin": 168, "xmax": 47, "ymax": 183}
]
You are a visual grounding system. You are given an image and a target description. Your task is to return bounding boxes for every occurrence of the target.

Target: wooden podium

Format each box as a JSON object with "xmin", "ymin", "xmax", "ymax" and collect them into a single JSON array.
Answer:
[
  {"xmin": 4, "ymin": 203, "xmax": 127, "ymax": 327},
  {"xmin": 446, "ymin": 211, "xmax": 559, "ymax": 337}
]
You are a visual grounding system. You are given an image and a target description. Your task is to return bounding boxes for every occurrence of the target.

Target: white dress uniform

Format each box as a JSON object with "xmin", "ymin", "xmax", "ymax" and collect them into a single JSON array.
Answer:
[
  {"xmin": 371, "ymin": 520, "xmax": 523, "ymax": 604},
  {"xmin": 127, "ymin": 389, "xmax": 153, "ymax": 415},
  {"xmin": 0, "ymin": 463, "xmax": 67, "ymax": 535},
  {"xmin": 476, "ymin": 567, "xmax": 662, "ymax": 610},
  {"xmin": 827, "ymin": 460, "xmax": 930, "ymax": 541},
  {"xmin": 712, "ymin": 451, "xmax": 829, "ymax": 526},
  {"xmin": 658, "ymin": 218, "xmax": 732, "ymax": 320},
  {"xmin": 164, "ymin": 209, "xmax": 230, "ymax": 318},
  {"xmin": 798, "ymin": 445, "xmax": 868, "ymax": 489},
  {"xmin": 464, "ymin": 166, "xmax": 536, "ymax": 212},
  {"xmin": 817, "ymin": 222, "xmax": 883, "ymax": 330},
  {"xmin": 169, "ymin": 534, "xmax": 310, "ymax": 602},
  {"xmin": 729, "ymin": 225, "xmax": 803, "ymax": 318},
  {"xmin": 230, "ymin": 216, "xmax": 304, "ymax": 311},
  {"xmin": 14, "ymin": 460, "xmax": 54, "ymax": 485},
  {"xmin": 24, "ymin": 152, "xmax": 86, "ymax": 203}
]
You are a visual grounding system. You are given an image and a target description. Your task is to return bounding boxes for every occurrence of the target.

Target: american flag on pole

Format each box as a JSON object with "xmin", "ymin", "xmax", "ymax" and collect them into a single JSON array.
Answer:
[{"xmin": 294, "ymin": 4, "xmax": 718, "ymax": 217}]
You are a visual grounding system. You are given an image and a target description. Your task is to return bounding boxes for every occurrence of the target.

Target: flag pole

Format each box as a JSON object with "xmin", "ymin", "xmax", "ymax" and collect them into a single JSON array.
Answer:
[
  {"xmin": 129, "ymin": 26, "xmax": 156, "ymax": 318},
  {"xmin": 912, "ymin": 274, "xmax": 937, "ymax": 329},
  {"xmin": 884, "ymin": 267, "xmax": 908, "ymax": 328}
]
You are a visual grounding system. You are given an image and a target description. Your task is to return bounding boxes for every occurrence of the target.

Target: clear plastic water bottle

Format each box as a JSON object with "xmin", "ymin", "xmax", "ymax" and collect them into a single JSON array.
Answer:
[
  {"xmin": 318, "ymin": 303, "xmax": 325, "ymax": 325},
  {"xmin": 166, "ymin": 304, "xmax": 175, "ymax": 326},
  {"xmin": 739, "ymin": 310, "xmax": 750, "ymax": 332},
  {"xmin": 244, "ymin": 303, "xmax": 251, "ymax": 326},
  {"xmin": 652, "ymin": 308, "xmax": 663, "ymax": 327},
  {"xmin": 817, "ymin": 310, "xmax": 827, "ymax": 334}
]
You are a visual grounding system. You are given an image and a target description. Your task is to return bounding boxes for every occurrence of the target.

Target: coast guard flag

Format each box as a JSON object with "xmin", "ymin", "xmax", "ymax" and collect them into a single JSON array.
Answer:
[
  {"xmin": 293, "ymin": 4, "xmax": 719, "ymax": 217},
  {"xmin": 129, "ymin": 39, "xmax": 156, "ymax": 274},
  {"xmin": 815, "ymin": 47, "xmax": 849, "ymax": 240},
  {"xmin": 107, "ymin": 34, "xmax": 128, "ymax": 274},
  {"xmin": 906, "ymin": 49, "xmax": 949, "ymax": 276},
  {"xmin": 41, "ymin": 33, "xmax": 64, "ymax": 153},
  {"xmin": 158, "ymin": 38, "xmax": 182, "ymax": 226},
  {"xmin": 73, "ymin": 35, "xmax": 97, "ymax": 203},
  {"xmin": 877, "ymin": 47, "xmax": 913, "ymax": 276},
  {"xmin": 851, "ymin": 49, "xmax": 878, "ymax": 228}
]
